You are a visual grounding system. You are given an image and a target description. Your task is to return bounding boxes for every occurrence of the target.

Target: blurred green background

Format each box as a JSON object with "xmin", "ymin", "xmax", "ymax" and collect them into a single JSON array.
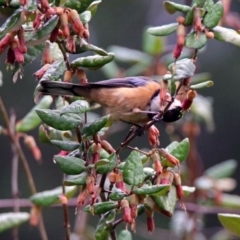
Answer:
[{"xmin": 1, "ymin": 0, "xmax": 240, "ymax": 239}]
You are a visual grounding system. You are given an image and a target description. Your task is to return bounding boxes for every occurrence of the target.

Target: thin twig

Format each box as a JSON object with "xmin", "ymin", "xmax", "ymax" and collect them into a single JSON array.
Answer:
[{"xmin": 58, "ymin": 42, "xmax": 71, "ymax": 70}]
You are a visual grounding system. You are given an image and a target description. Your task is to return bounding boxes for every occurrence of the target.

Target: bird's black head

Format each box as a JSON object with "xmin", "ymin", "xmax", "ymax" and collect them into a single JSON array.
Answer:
[{"xmin": 162, "ymin": 106, "xmax": 183, "ymax": 122}]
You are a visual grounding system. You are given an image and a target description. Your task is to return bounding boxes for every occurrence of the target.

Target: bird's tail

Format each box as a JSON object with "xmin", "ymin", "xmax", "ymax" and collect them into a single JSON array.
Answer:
[{"xmin": 34, "ymin": 81, "xmax": 91, "ymax": 103}]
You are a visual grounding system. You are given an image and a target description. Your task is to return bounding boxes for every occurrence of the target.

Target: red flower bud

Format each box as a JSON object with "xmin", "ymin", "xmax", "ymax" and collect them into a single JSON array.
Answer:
[
  {"xmin": 86, "ymin": 175, "xmax": 95, "ymax": 195},
  {"xmin": 101, "ymin": 140, "xmax": 115, "ymax": 153},
  {"xmin": 75, "ymin": 69, "xmax": 88, "ymax": 83},
  {"xmin": 66, "ymin": 36, "xmax": 76, "ymax": 53},
  {"xmin": 63, "ymin": 70, "xmax": 74, "ymax": 83},
  {"xmin": 77, "ymin": 188, "xmax": 87, "ymax": 205},
  {"xmin": 17, "ymin": 28, "xmax": 27, "ymax": 53},
  {"xmin": 60, "ymin": 13, "xmax": 70, "ymax": 38},
  {"xmin": 29, "ymin": 205, "xmax": 40, "ymax": 226},
  {"xmin": 59, "ymin": 194, "xmax": 68, "ymax": 204},
  {"xmin": 33, "ymin": 64, "xmax": 51, "ymax": 80},
  {"xmin": 42, "ymin": 41, "xmax": 52, "ymax": 64},
  {"xmin": 33, "ymin": 12, "xmax": 42, "ymax": 29},
  {"xmin": 160, "ymin": 170, "xmax": 174, "ymax": 185},
  {"xmin": 108, "ymin": 171, "xmax": 116, "ymax": 184},
  {"xmin": 0, "ymin": 32, "xmax": 15, "ymax": 53},
  {"xmin": 68, "ymin": 10, "xmax": 85, "ymax": 37},
  {"xmin": 151, "ymin": 151, "xmax": 163, "ymax": 174},
  {"xmin": 6, "ymin": 47, "xmax": 15, "ymax": 65},
  {"xmin": 148, "ymin": 125, "xmax": 160, "ymax": 146},
  {"xmin": 130, "ymin": 194, "xmax": 139, "ymax": 219},
  {"xmin": 121, "ymin": 199, "xmax": 132, "ymax": 223},
  {"xmin": 158, "ymin": 148, "xmax": 180, "ymax": 166},
  {"xmin": 116, "ymin": 172, "xmax": 127, "ymax": 192},
  {"xmin": 49, "ymin": 26, "xmax": 59, "ymax": 43}
]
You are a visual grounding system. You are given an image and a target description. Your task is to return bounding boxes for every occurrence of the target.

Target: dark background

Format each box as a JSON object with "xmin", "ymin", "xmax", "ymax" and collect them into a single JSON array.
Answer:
[{"xmin": 1, "ymin": 0, "xmax": 240, "ymax": 239}]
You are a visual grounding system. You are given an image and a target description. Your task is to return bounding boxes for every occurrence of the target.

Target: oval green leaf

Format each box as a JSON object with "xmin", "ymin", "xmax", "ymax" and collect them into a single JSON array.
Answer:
[
  {"xmin": 123, "ymin": 150, "xmax": 144, "ymax": 186},
  {"xmin": 109, "ymin": 189, "xmax": 126, "ymax": 201},
  {"xmin": 218, "ymin": 214, "xmax": 240, "ymax": 237},
  {"xmin": 70, "ymin": 53, "xmax": 114, "ymax": 70},
  {"xmin": 203, "ymin": 1, "xmax": 224, "ymax": 29},
  {"xmin": 84, "ymin": 201, "xmax": 117, "ymax": 215},
  {"xmin": 118, "ymin": 230, "xmax": 132, "ymax": 240},
  {"xmin": 80, "ymin": 10, "xmax": 91, "ymax": 24},
  {"xmin": 61, "ymin": 100, "xmax": 90, "ymax": 115},
  {"xmin": 95, "ymin": 153, "xmax": 117, "ymax": 174},
  {"xmin": 87, "ymin": 0, "xmax": 101, "ymax": 16},
  {"xmin": 16, "ymin": 96, "xmax": 53, "ymax": 132},
  {"xmin": 184, "ymin": 4, "xmax": 196, "ymax": 26},
  {"xmin": 190, "ymin": 80, "xmax": 214, "ymax": 89},
  {"xmin": 185, "ymin": 32, "xmax": 207, "ymax": 49},
  {"xmin": 133, "ymin": 184, "xmax": 170, "ymax": 196},
  {"xmin": 163, "ymin": 1, "xmax": 190, "ymax": 14},
  {"xmin": 204, "ymin": 159, "xmax": 237, "ymax": 179},
  {"xmin": 64, "ymin": 172, "xmax": 88, "ymax": 186},
  {"xmin": 30, "ymin": 186, "xmax": 76, "ymax": 206},
  {"xmin": 147, "ymin": 23, "xmax": 178, "ymax": 37},
  {"xmin": 36, "ymin": 109, "xmax": 82, "ymax": 130},
  {"xmin": 51, "ymin": 140, "xmax": 79, "ymax": 151},
  {"xmin": 0, "ymin": 212, "xmax": 29, "ymax": 233}
]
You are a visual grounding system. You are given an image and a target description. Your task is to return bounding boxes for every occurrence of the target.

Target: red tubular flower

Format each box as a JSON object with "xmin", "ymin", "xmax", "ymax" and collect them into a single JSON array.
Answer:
[
  {"xmin": 148, "ymin": 125, "xmax": 160, "ymax": 146},
  {"xmin": 66, "ymin": 36, "xmax": 76, "ymax": 53},
  {"xmin": 0, "ymin": 32, "xmax": 15, "ymax": 53},
  {"xmin": 108, "ymin": 171, "xmax": 116, "ymax": 185},
  {"xmin": 173, "ymin": 24, "xmax": 185, "ymax": 59},
  {"xmin": 49, "ymin": 25, "xmax": 59, "ymax": 43},
  {"xmin": 42, "ymin": 41, "xmax": 52, "ymax": 64},
  {"xmin": 17, "ymin": 28, "xmax": 27, "ymax": 53},
  {"xmin": 151, "ymin": 151, "xmax": 163, "ymax": 174},
  {"xmin": 60, "ymin": 12, "xmax": 70, "ymax": 38},
  {"xmin": 29, "ymin": 205, "xmax": 41, "ymax": 226},
  {"xmin": 130, "ymin": 194, "xmax": 139, "ymax": 219},
  {"xmin": 86, "ymin": 175, "xmax": 95, "ymax": 195},
  {"xmin": 33, "ymin": 12, "xmax": 42, "ymax": 29},
  {"xmin": 33, "ymin": 64, "xmax": 51, "ymax": 80},
  {"xmin": 174, "ymin": 173, "xmax": 186, "ymax": 211},
  {"xmin": 101, "ymin": 140, "xmax": 115, "ymax": 153},
  {"xmin": 181, "ymin": 90, "xmax": 197, "ymax": 111},
  {"xmin": 75, "ymin": 69, "xmax": 88, "ymax": 83},
  {"xmin": 116, "ymin": 172, "xmax": 127, "ymax": 192},
  {"xmin": 77, "ymin": 188, "xmax": 87, "ymax": 205},
  {"xmin": 160, "ymin": 169, "xmax": 174, "ymax": 185},
  {"xmin": 40, "ymin": 0, "xmax": 50, "ymax": 11},
  {"xmin": 68, "ymin": 9, "xmax": 85, "ymax": 37},
  {"xmin": 145, "ymin": 209, "xmax": 155, "ymax": 232},
  {"xmin": 121, "ymin": 199, "xmax": 132, "ymax": 224},
  {"xmin": 92, "ymin": 143, "xmax": 101, "ymax": 164},
  {"xmin": 6, "ymin": 47, "xmax": 15, "ymax": 65},
  {"xmin": 194, "ymin": 8, "xmax": 202, "ymax": 32},
  {"xmin": 11, "ymin": 38, "xmax": 24, "ymax": 64},
  {"xmin": 158, "ymin": 148, "xmax": 180, "ymax": 167},
  {"xmin": 24, "ymin": 135, "xmax": 42, "ymax": 161}
]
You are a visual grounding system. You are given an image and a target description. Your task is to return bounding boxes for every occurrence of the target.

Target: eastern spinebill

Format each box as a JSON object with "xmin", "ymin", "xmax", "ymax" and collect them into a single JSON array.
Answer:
[{"xmin": 34, "ymin": 76, "xmax": 183, "ymax": 124}]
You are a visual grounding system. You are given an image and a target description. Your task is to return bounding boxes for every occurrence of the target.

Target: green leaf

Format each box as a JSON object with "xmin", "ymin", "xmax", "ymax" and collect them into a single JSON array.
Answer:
[
  {"xmin": 184, "ymin": 4, "xmax": 196, "ymax": 26},
  {"xmin": 182, "ymin": 186, "xmax": 196, "ymax": 196},
  {"xmin": 30, "ymin": 186, "xmax": 76, "ymax": 206},
  {"xmin": 220, "ymin": 193, "xmax": 240, "ymax": 208},
  {"xmin": 118, "ymin": 230, "xmax": 132, "ymax": 240},
  {"xmin": 123, "ymin": 150, "xmax": 144, "ymax": 186},
  {"xmin": 81, "ymin": 115, "xmax": 113, "ymax": 137},
  {"xmin": 109, "ymin": 189, "xmax": 127, "ymax": 201},
  {"xmin": 0, "ymin": 8, "xmax": 24, "ymax": 39},
  {"xmin": 65, "ymin": 38, "xmax": 108, "ymax": 56},
  {"xmin": 166, "ymin": 141, "xmax": 179, "ymax": 152},
  {"xmin": 203, "ymin": 1, "xmax": 223, "ymax": 29},
  {"xmin": 147, "ymin": 23, "xmax": 178, "ymax": 37},
  {"xmin": 61, "ymin": 100, "xmax": 90, "ymax": 115},
  {"xmin": 218, "ymin": 214, "xmax": 240, "ymax": 237},
  {"xmin": 213, "ymin": 26, "xmax": 240, "ymax": 47},
  {"xmin": 64, "ymin": 172, "xmax": 88, "ymax": 186},
  {"xmin": 95, "ymin": 153, "xmax": 117, "ymax": 174},
  {"xmin": 80, "ymin": 10, "xmax": 91, "ymax": 24},
  {"xmin": 191, "ymin": 72, "xmax": 211, "ymax": 84},
  {"xmin": 84, "ymin": 202, "xmax": 117, "ymax": 215},
  {"xmin": 88, "ymin": 145, "xmax": 110, "ymax": 159},
  {"xmin": 51, "ymin": 140, "xmax": 79, "ymax": 151},
  {"xmin": 26, "ymin": 0, "xmax": 37, "ymax": 11},
  {"xmin": 204, "ymin": 159, "xmax": 237, "ymax": 179},
  {"xmin": 54, "ymin": 156, "xmax": 86, "ymax": 175},
  {"xmin": 185, "ymin": 32, "xmax": 207, "ymax": 49},
  {"xmin": 71, "ymin": 53, "xmax": 114, "ymax": 70},
  {"xmin": 0, "ymin": 212, "xmax": 29, "ymax": 233},
  {"xmin": 95, "ymin": 211, "xmax": 115, "ymax": 240},
  {"xmin": 63, "ymin": 0, "xmax": 81, "ymax": 12},
  {"xmin": 168, "ymin": 58, "xmax": 196, "ymax": 79},
  {"xmin": 77, "ymin": 0, "xmax": 95, "ymax": 13},
  {"xmin": 203, "ymin": 0, "xmax": 214, "ymax": 11},
  {"xmin": 36, "ymin": 109, "xmax": 82, "ymax": 130},
  {"xmin": 163, "ymin": 1, "xmax": 190, "ymax": 14},
  {"xmin": 151, "ymin": 185, "xmax": 177, "ymax": 217},
  {"xmin": 16, "ymin": 96, "xmax": 53, "ymax": 132},
  {"xmin": 40, "ymin": 60, "xmax": 65, "ymax": 81},
  {"xmin": 162, "ymin": 138, "xmax": 190, "ymax": 167},
  {"xmin": 190, "ymin": 80, "xmax": 214, "ymax": 89},
  {"xmin": 133, "ymin": 184, "xmax": 170, "ymax": 196},
  {"xmin": 192, "ymin": 0, "xmax": 206, "ymax": 7},
  {"xmin": 87, "ymin": 0, "xmax": 101, "ymax": 16},
  {"xmin": 143, "ymin": 28, "xmax": 165, "ymax": 55},
  {"xmin": 26, "ymin": 15, "xmax": 59, "ymax": 46}
]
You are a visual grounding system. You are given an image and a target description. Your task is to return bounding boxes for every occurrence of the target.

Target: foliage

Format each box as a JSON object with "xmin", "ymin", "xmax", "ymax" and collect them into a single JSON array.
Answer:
[{"xmin": 0, "ymin": 0, "xmax": 239, "ymax": 239}]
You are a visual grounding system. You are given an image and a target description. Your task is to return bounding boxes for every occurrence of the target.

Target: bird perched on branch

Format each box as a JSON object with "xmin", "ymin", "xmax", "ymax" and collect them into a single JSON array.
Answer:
[{"xmin": 34, "ymin": 77, "xmax": 183, "ymax": 124}]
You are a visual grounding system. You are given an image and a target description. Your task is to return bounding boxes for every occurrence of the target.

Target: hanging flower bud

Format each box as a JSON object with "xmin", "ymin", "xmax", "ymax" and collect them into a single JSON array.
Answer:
[
  {"xmin": 92, "ymin": 143, "xmax": 101, "ymax": 164},
  {"xmin": 173, "ymin": 24, "xmax": 185, "ymax": 59},
  {"xmin": 90, "ymin": 184, "xmax": 101, "ymax": 205},
  {"xmin": 194, "ymin": 8, "xmax": 202, "ymax": 32},
  {"xmin": 0, "ymin": 32, "xmax": 15, "ymax": 53},
  {"xmin": 75, "ymin": 69, "xmax": 88, "ymax": 83},
  {"xmin": 33, "ymin": 12, "xmax": 42, "ymax": 29},
  {"xmin": 130, "ymin": 194, "xmax": 139, "ymax": 219},
  {"xmin": 205, "ymin": 30, "xmax": 215, "ymax": 39},
  {"xmin": 181, "ymin": 89, "xmax": 197, "ymax": 111},
  {"xmin": 150, "ymin": 151, "xmax": 163, "ymax": 174},
  {"xmin": 77, "ymin": 187, "xmax": 87, "ymax": 205},
  {"xmin": 60, "ymin": 12, "xmax": 70, "ymax": 38},
  {"xmin": 11, "ymin": 37, "xmax": 24, "ymax": 64},
  {"xmin": 6, "ymin": 47, "xmax": 15, "ymax": 65},
  {"xmin": 55, "ymin": 7, "xmax": 64, "ymax": 15},
  {"xmin": 66, "ymin": 36, "xmax": 76, "ymax": 53},
  {"xmin": 101, "ymin": 140, "xmax": 115, "ymax": 153},
  {"xmin": 116, "ymin": 172, "xmax": 127, "ymax": 192},
  {"xmin": 174, "ymin": 173, "xmax": 186, "ymax": 211},
  {"xmin": 33, "ymin": 64, "xmax": 51, "ymax": 80},
  {"xmin": 148, "ymin": 125, "xmax": 160, "ymax": 146},
  {"xmin": 86, "ymin": 175, "xmax": 95, "ymax": 195},
  {"xmin": 42, "ymin": 41, "xmax": 52, "ymax": 64},
  {"xmin": 29, "ymin": 205, "xmax": 41, "ymax": 226},
  {"xmin": 68, "ymin": 9, "xmax": 85, "ymax": 37},
  {"xmin": 24, "ymin": 135, "xmax": 42, "ymax": 161},
  {"xmin": 108, "ymin": 171, "xmax": 116, "ymax": 185},
  {"xmin": 17, "ymin": 28, "xmax": 27, "ymax": 53},
  {"xmin": 63, "ymin": 70, "xmax": 74, "ymax": 83},
  {"xmin": 160, "ymin": 169, "xmax": 174, "ymax": 185},
  {"xmin": 158, "ymin": 148, "xmax": 180, "ymax": 167},
  {"xmin": 40, "ymin": 0, "xmax": 50, "ymax": 11},
  {"xmin": 49, "ymin": 25, "xmax": 59, "ymax": 43},
  {"xmin": 146, "ymin": 209, "xmax": 155, "ymax": 232},
  {"xmin": 59, "ymin": 194, "xmax": 68, "ymax": 204},
  {"xmin": 121, "ymin": 199, "xmax": 132, "ymax": 224}
]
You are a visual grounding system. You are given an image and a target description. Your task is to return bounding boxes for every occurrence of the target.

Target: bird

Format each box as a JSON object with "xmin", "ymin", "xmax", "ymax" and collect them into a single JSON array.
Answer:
[{"xmin": 34, "ymin": 76, "xmax": 183, "ymax": 124}]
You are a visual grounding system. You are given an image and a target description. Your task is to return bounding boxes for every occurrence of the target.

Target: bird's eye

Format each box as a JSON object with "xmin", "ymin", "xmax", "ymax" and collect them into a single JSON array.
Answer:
[{"xmin": 162, "ymin": 107, "xmax": 183, "ymax": 122}]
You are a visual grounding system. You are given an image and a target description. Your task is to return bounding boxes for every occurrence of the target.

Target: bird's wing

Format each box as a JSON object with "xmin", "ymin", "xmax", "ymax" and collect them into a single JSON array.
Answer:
[{"xmin": 89, "ymin": 76, "xmax": 153, "ymax": 88}]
